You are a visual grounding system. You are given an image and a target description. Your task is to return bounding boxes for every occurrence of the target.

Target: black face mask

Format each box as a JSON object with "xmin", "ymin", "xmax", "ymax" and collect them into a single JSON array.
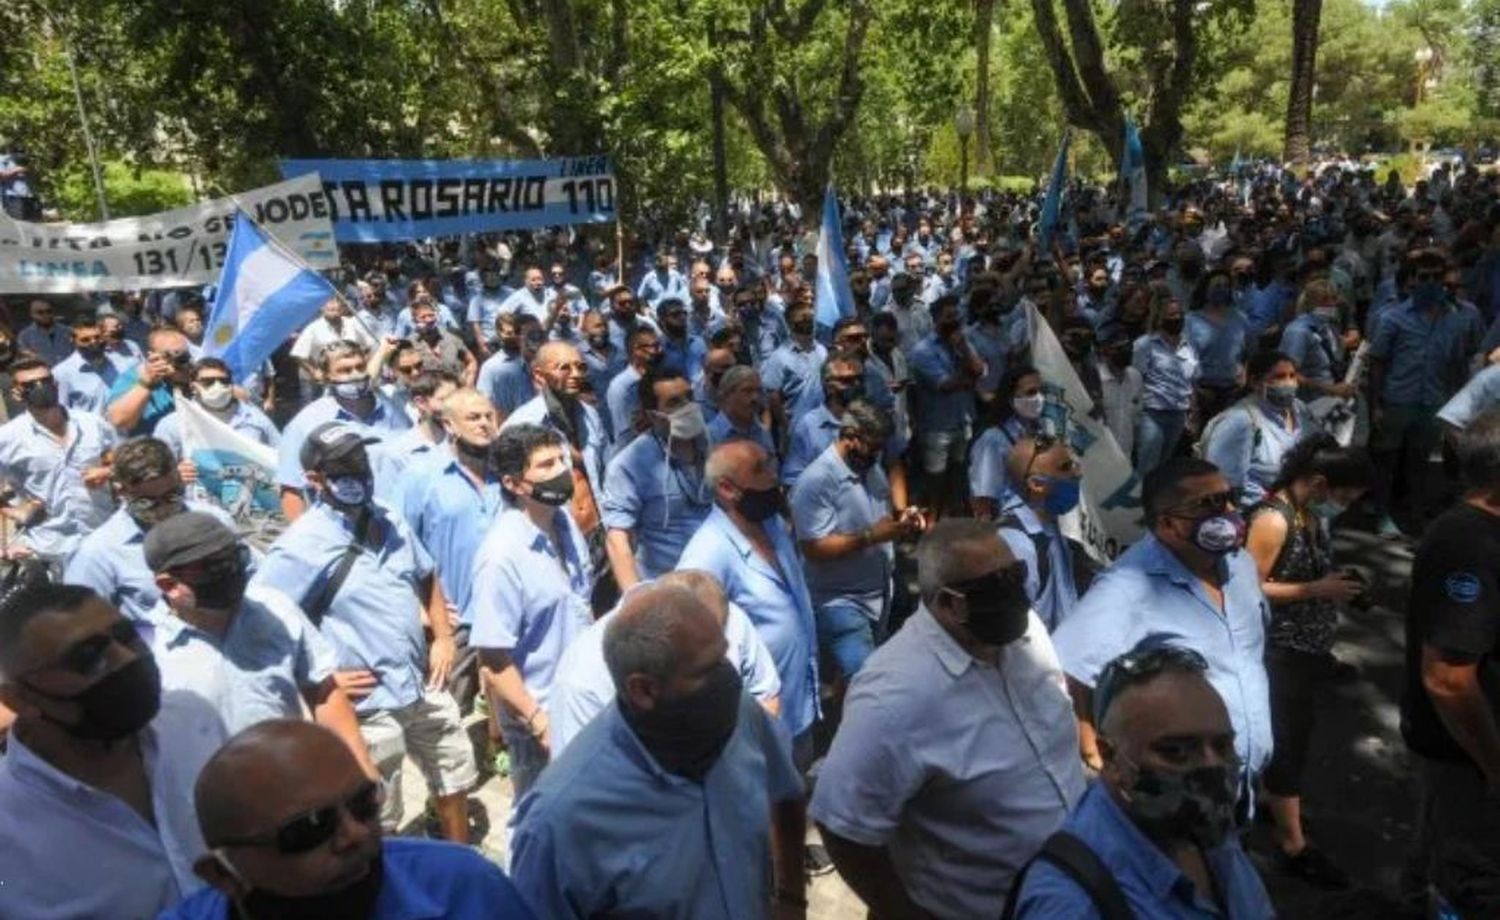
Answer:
[
  {"xmin": 452, "ymin": 437, "xmax": 490, "ymax": 465},
  {"xmin": 525, "ymin": 470, "xmax": 574, "ymax": 507},
  {"xmin": 28, "ymin": 652, "xmax": 161, "ymax": 742},
  {"xmin": 622, "ymin": 660, "xmax": 743, "ymax": 782},
  {"xmin": 791, "ymin": 317, "xmax": 814, "ymax": 336},
  {"xmin": 949, "ymin": 565, "xmax": 1031, "ymax": 645},
  {"xmin": 1159, "ymin": 316, "xmax": 1185, "ymax": 335},
  {"xmin": 20, "ymin": 378, "xmax": 59, "ymax": 411},
  {"xmin": 844, "ymin": 440, "xmax": 879, "ymax": 474},
  {"xmin": 230, "ymin": 853, "xmax": 384, "ymax": 920},
  {"xmin": 78, "ymin": 344, "xmax": 105, "ymax": 363},
  {"xmin": 736, "ymin": 484, "xmax": 782, "ymax": 523},
  {"xmin": 587, "ymin": 333, "xmax": 610, "ymax": 350}
]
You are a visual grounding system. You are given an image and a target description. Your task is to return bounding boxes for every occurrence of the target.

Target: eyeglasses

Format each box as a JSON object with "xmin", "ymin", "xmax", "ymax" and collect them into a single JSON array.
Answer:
[
  {"xmin": 939, "ymin": 562, "xmax": 1029, "ymax": 601},
  {"xmin": 1164, "ymin": 488, "xmax": 1240, "ymax": 518},
  {"xmin": 395, "ymin": 363, "xmax": 424, "ymax": 376},
  {"xmin": 1094, "ymin": 644, "xmax": 1210, "ymax": 724},
  {"xmin": 32, "ymin": 618, "xmax": 142, "ymax": 681},
  {"xmin": 212, "ymin": 781, "xmax": 384, "ymax": 854}
]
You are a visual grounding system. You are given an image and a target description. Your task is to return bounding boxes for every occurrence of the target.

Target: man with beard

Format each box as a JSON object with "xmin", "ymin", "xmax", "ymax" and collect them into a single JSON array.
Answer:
[
  {"xmin": 0, "ymin": 356, "xmax": 117, "ymax": 563},
  {"xmin": 510, "ymin": 582, "xmax": 806, "ymax": 918},
  {"xmin": 0, "ymin": 580, "xmax": 228, "ymax": 919},
  {"xmin": 657, "ymin": 297, "xmax": 707, "ymax": 378},
  {"xmin": 164, "ymin": 720, "xmax": 533, "ymax": 919},
  {"xmin": 278, "ymin": 341, "xmax": 411, "ymax": 522}
]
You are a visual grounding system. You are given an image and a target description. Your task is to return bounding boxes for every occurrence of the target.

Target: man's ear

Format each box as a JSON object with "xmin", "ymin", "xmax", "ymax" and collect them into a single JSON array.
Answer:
[
  {"xmin": 622, "ymin": 673, "xmax": 660, "ymax": 713},
  {"xmin": 193, "ymin": 853, "xmax": 247, "ymax": 900}
]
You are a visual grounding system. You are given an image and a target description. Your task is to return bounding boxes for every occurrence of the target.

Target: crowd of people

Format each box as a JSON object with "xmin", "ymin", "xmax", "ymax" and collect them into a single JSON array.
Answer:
[{"xmin": 1, "ymin": 156, "xmax": 1500, "ymax": 918}]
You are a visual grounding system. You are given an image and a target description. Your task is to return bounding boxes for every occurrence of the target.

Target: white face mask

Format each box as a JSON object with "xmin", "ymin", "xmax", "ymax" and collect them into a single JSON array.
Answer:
[
  {"xmin": 1012, "ymin": 393, "xmax": 1045, "ymax": 420},
  {"xmin": 197, "ymin": 381, "xmax": 234, "ymax": 410},
  {"xmin": 664, "ymin": 403, "xmax": 707, "ymax": 441}
]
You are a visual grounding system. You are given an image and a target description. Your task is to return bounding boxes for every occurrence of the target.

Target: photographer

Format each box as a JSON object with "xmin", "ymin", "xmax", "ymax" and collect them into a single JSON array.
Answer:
[
  {"xmin": 0, "ymin": 146, "xmax": 39, "ymax": 221},
  {"xmin": 1244, "ymin": 432, "xmax": 1373, "ymax": 889}
]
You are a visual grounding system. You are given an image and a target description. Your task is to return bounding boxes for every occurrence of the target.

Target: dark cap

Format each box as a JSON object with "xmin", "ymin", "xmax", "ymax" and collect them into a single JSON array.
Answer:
[
  {"xmin": 300, "ymin": 421, "xmax": 379, "ymax": 473},
  {"xmin": 143, "ymin": 512, "xmax": 238, "ymax": 573}
]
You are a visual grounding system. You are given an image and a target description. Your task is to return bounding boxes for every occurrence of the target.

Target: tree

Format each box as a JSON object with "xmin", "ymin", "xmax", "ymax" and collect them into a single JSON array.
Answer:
[
  {"xmin": 974, "ymin": 0, "xmax": 998, "ymax": 177},
  {"xmin": 1284, "ymin": 0, "xmax": 1323, "ymax": 165}
]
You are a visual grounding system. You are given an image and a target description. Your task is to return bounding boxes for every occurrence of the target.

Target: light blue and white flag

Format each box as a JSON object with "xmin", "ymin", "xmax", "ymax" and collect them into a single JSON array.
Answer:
[
  {"xmin": 175, "ymin": 396, "xmax": 280, "ymax": 519},
  {"xmin": 1038, "ymin": 130, "xmax": 1071, "ymax": 250},
  {"xmin": 814, "ymin": 183, "xmax": 856, "ymax": 330},
  {"xmin": 1123, "ymin": 116, "xmax": 1148, "ymax": 228},
  {"xmin": 204, "ymin": 211, "xmax": 337, "ymax": 381}
]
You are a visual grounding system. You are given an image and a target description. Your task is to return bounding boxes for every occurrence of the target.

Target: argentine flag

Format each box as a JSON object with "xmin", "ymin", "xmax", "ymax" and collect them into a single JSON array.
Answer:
[
  {"xmin": 204, "ymin": 211, "xmax": 337, "ymax": 380},
  {"xmin": 814, "ymin": 184, "xmax": 856, "ymax": 331},
  {"xmin": 1038, "ymin": 130, "xmax": 1071, "ymax": 251}
]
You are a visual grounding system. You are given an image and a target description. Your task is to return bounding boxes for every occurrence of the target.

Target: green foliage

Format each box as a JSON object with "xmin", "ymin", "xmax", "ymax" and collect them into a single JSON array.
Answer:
[{"xmin": 53, "ymin": 160, "xmax": 194, "ymax": 221}]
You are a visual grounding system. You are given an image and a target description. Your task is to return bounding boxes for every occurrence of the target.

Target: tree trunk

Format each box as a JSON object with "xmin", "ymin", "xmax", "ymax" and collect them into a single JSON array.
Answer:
[
  {"xmin": 707, "ymin": 20, "xmax": 730, "ymax": 241},
  {"xmin": 973, "ymin": 0, "xmax": 997, "ymax": 177},
  {"xmin": 1283, "ymin": 0, "xmax": 1323, "ymax": 165}
]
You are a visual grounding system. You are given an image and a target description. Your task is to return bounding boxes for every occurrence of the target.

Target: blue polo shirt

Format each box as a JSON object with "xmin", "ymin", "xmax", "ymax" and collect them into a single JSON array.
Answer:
[
  {"xmin": 1185, "ymin": 310, "xmax": 1250, "ymax": 388},
  {"xmin": 256, "ymin": 500, "xmax": 433, "ymax": 714},
  {"xmin": 401, "ymin": 453, "xmax": 503, "ymax": 622},
  {"xmin": 1279, "ymin": 312, "xmax": 1343, "ymax": 386},
  {"xmin": 1132, "ymin": 333, "xmax": 1200, "ymax": 411},
  {"xmin": 161, "ymin": 838, "xmax": 535, "ymax": 920},
  {"xmin": 678, "ymin": 507, "xmax": 820, "ymax": 738},
  {"xmin": 601, "ymin": 434, "xmax": 711, "ymax": 579},
  {"xmin": 789, "ymin": 444, "xmax": 892, "ymax": 622},
  {"xmin": 275, "ymin": 394, "xmax": 411, "ymax": 490},
  {"xmin": 1051, "ymin": 534, "xmax": 1273, "ymax": 775},
  {"xmin": 1012, "ymin": 782, "xmax": 1274, "ymax": 919},
  {"xmin": 105, "ymin": 364, "xmax": 177, "ymax": 435},
  {"xmin": 761, "ymin": 339, "xmax": 827, "ymax": 419},
  {"xmin": 477, "ymin": 351, "xmax": 537, "ymax": 416},
  {"xmin": 1369, "ymin": 297, "xmax": 1483, "ymax": 407},
  {"xmin": 53, "ymin": 352, "xmax": 123, "ymax": 414},
  {"xmin": 503, "ymin": 393, "xmax": 609, "ymax": 498},
  {"xmin": 909, "ymin": 333, "xmax": 977, "ymax": 433}
]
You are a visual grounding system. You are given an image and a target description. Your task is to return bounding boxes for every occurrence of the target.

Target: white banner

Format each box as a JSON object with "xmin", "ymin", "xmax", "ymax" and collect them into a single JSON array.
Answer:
[
  {"xmin": 1027, "ymin": 303, "xmax": 1144, "ymax": 560},
  {"xmin": 0, "ymin": 175, "xmax": 338, "ymax": 294},
  {"xmin": 175, "ymin": 397, "xmax": 281, "ymax": 520}
]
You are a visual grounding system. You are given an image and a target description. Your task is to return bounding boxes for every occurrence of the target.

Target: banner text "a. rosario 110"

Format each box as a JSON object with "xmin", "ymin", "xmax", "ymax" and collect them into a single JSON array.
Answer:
[{"xmin": 279, "ymin": 157, "xmax": 615, "ymax": 242}]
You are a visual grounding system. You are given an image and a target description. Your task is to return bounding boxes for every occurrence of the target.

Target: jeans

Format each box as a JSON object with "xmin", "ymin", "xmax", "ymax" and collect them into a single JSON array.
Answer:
[
  {"xmin": 1135, "ymin": 408, "xmax": 1188, "ymax": 475},
  {"xmin": 816, "ymin": 600, "xmax": 877, "ymax": 678}
]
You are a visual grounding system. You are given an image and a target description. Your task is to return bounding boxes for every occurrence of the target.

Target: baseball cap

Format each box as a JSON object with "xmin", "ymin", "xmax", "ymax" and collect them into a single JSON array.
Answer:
[{"xmin": 299, "ymin": 422, "xmax": 379, "ymax": 473}]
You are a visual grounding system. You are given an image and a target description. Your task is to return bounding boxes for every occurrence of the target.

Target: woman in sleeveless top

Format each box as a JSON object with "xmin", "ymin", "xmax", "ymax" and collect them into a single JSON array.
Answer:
[{"xmin": 1245, "ymin": 432, "xmax": 1374, "ymax": 889}]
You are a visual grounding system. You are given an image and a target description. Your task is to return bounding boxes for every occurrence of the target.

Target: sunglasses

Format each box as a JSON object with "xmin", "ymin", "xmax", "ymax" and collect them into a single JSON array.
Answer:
[
  {"xmin": 213, "ymin": 781, "xmax": 383, "ymax": 854},
  {"xmin": 1094, "ymin": 644, "xmax": 1210, "ymax": 723},
  {"xmin": 34, "ymin": 618, "xmax": 142, "ymax": 681},
  {"xmin": 395, "ymin": 363, "xmax": 425, "ymax": 375},
  {"xmin": 1165, "ymin": 488, "xmax": 1241, "ymax": 518},
  {"xmin": 940, "ymin": 562, "xmax": 1029, "ymax": 601}
]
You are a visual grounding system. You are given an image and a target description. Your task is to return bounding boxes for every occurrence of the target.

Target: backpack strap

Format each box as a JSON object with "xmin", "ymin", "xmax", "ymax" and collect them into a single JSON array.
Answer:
[
  {"xmin": 999, "ymin": 512, "xmax": 1051, "ymax": 592},
  {"xmin": 1001, "ymin": 831, "xmax": 1137, "ymax": 920},
  {"xmin": 301, "ymin": 543, "xmax": 362, "ymax": 627}
]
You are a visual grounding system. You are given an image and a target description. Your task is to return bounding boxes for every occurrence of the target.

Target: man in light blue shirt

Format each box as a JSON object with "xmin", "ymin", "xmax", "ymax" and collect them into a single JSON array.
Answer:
[
  {"xmin": 501, "ymin": 265, "xmax": 551, "ymax": 322},
  {"xmin": 469, "ymin": 424, "xmax": 594, "ymax": 799},
  {"xmin": 731, "ymin": 285, "xmax": 790, "ymax": 365},
  {"xmin": 636, "ymin": 251, "xmax": 690, "ymax": 309},
  {"xmin": 504, "ymin": 342, "xmax": 610, "ymax": 525},
  {"xmin": 52, "ymin": 318, "xmax": 123, "ymax": 414},
  {"xmin": 579, "ymin": 309, "xmax": 627, "ymax": 412},
  {"xmin": 678, "ymin": 441, "xmax": 821, "ymax": 748},
  {"xmin": 997, "ymin": 436, "xmax": 1086, "ymax": 631},
  {"xmin": 467, "ymin": 264, "xmax": 510, "ymax": 355},
  {"xmin": 910, "ymin": 296, "xmax": 986, "ymax": 514},
  {"xmin": 1051, "ymin": 457, "xmax": 1273, "ymax": 782},
  {"xmin": 707, "ymin": 365, "xmax": 776, "ymax": 457},
  {"xmin": 657, "ymin": 297, "xmax": 708, "ymax": 377},
  {"xmin": 511, "ymin": 581, "xmax": 807, "ymax": 919},
  {"xmin": 605, "ymin": 325, "xmax": 663, "ymax": 449},
  {"xmin": 548, "ymin": 570, "xmax": 782, "ymax": 756},
  {"xmin": 0, "ymin": 581, "xmax": 226, "ymax": 920},
  {"xmin": 762, "ymin": 301, "xmax": 828, "ymax": 446},
  {"xmin": 602, "ymin": 371, "xmax": 712, "ymax": 590},
  {"xmin": 476, "ymin": 314, "xmax": 541, "ymax": 418},
  {"xmin": 16, "ymin": 298, "xmax": 73, "ymax": 367}
]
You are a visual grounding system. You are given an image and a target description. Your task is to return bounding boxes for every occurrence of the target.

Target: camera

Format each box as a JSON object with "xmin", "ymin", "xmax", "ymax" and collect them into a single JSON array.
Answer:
[{"xmin": 1343, "ymin": 568, "xmax": 1374, "ymax": 611}]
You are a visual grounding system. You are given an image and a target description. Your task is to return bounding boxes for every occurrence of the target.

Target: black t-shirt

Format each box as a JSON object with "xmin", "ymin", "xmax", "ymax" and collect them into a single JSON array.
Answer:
[{"xmin": 1402, "ymin": 502, "xmax": 1500, "ymax": 762}]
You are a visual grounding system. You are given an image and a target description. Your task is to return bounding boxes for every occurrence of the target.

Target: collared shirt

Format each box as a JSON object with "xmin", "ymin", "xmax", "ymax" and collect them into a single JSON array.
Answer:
[
  {"xmin": 275, "ymin": 393, "xmax": 411, "ymax": 490},
  {"xmin": 549, "ymin": 600, "xmax": 782, "ymax": 756},
  {"xmin": 966, "ymin": 315, "xmax": 1027, "ymax": 395},
  {"xmin": 605, "ymin": 364, "xmax": 644, "ymax": 448},
  {"xmin": 154, "ymin": 400, "xmax": 281, "ymax": 459},
  {"xmin": 999, "ymin": 503, "xmax": 1078, "ymax": 631},
  {"xmin": 635, "ymin": 268, "xmax": 689, "ymax": 309},
  {"xmin": 53, "ymin": 352, "xmax": 123, "ymax": 414},
  {"xmin": 148, "ymin": 583, "xmax": 339, "ymax": 735},
  {"xmin": 580, "ymin": 341, "xmax": 626, "ymax": 409},
  {"xmin": 105, "ymin": 364, "xmax": 178, "ymax": 436},
  {"xmin": 910, "ymin": 332, "xmax": 977, "ymax": 433},
  {"xmin": 1369, "ymin": 297, "xmax": 1483, "ymax": 406},
  {"xmin": 0, "ymin": 409, "xmax": 117, "ymax": 559},
  {"xmin": 17, "ymin": 322, "xmax": 73, "ymax": 366},
  {"xmin": 601, "ymin": 433, "xmax": 711, "ymax": 579},
  {"xmin": 707, "ymin": 412, "xmax": 776, "ymax": 458},
  {"xmin": 1185, "ymin": 309, "xmax": 1251, "ymax": 387},
  {"xmin": 789, "ymin": 444, "xmax": 892, "ymax": 620},
  {"xmin": 1013, "ymin": 782, "xmax": 1274, "ymax": 919},
  {"xmin": 882, "ymin": 299, "xmax": 932, "ymax": 355},
  {"xmin": 761, "ymin": 340, "xmax": 828, "ymax": 420},
  {"xmin": 0, "ymin": 696, "xmax": 225, "ymax": 920},
  {"xmin": 780, "ymin": 405, "xmax": 844, "ymax": 487},
  {"xmin": 1279, "ymin": 312, "xmax": 1343, "ymax": 386},
  {"xmin": 257, "ymin": 500, "xmax": 432, "ymax": 713},
  {"xmin": 370, "ymin": 428, "xmax": 446, "ymax": 505},
  {"xmin": 468, "ymin": 504, "xmax": 593, "ymax": 710},
  {"xmin": 1133, "ymin": 333, "xmax": 1200, "ymax": 411},
  {"xmin": 400, "ymin": 451, "xmax": 503, "ymax": 621},
  {"xmin": 1099, "ymin": 363, "xmax": 1143, "ymax": 458},
  {"xmin": 810, "ymin": 606, "xmax": 1085, "ymax": 918},
  {"xmin": 501, "ymin": 287, "xmax": 550, "ymax": 323},
  {"xmin": 477, "ymin": 350, "xmax": 538, "ymax": 417},
  {"xmin": 1203, "ymin": 398, "xmax": 1319, "ymax": 507},
  {"xmin": 1241, "ymin": 280, "xmax": 1294, "ymax": 335},
  {"xmin": 657, "ymin": 332, "xmax": 705, "ymax": 380},
  {"xmin": 161, "ymin": 838, "xmax": 536, "ymax": 920},
  {"xmin": 289, "ymin": 315, "xmax": 378, "ymax": 362},
  {"xmin": 466, "ymin": 291, "xmax": 509, "ymax": 339},
  {"xmin": 867, "ymin": 348, "xmax": 912, "ymax": 444},
  {"xmin": 678, "ymin": 507, "xmax": 820, "ymax": 737},
  {"xmin": 730, "ymin": 306, "xmax": 789, "ymax": 364},
  {"xmin": 968, "ymin": 417, "xmax": 1033, "ymax": 507},
  {"xmin": 64, "ymin": 501, "xmax": 236, "ymax": 626},
  {"xmin": 504, "ymin": 393, "xmax": 609, "ymax": 497},
  {"xmin": 1051, "ymin": 534, "xmax": 1273, "ymax": 773},
  {"xmin": 511, "ymin": 696, "xmax": 802, "ymax": 920},
  {"xmin": 1438, "ymin": 364, "xmax": 1500, "ymax": 431}
]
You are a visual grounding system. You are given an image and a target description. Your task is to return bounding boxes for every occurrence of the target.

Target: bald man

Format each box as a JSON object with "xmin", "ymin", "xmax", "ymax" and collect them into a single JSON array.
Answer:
[
  {"xmin": 502, "ymin": 340, "xmax": 608, "ymax": 535},
  {"xmin": 997, "ymin": 435, "xmax": 1092, "ymax": 631},
  {"xmin": 678, "ymin": 440, "xmax": 821, "ymax": 752},
  {"xmin": 106, "ymin": 327, "xmax": 196, "ymax": 435},
  {"xmin": 1010, "ymin": 646, "xmax": 1273, "ymax": 917},
  {"xmin": 167, "ymin": 720, "xmax": 533, "ymax": 920},
  {"xmin": 511, "ymin": 583, "xmax": 806, "ymax": 919}
]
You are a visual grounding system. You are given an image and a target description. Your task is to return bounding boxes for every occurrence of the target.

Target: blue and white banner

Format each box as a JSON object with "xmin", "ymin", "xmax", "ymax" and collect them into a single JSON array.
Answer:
[
  {"xmin": 205, "ymin": 212, "xmax": 338, "ymax": 380},
  {"xmin": 814, "ymin": 184, "xmax": 856, "ymax": 330},
  {"xmin": 175, "ymin": 396, "xmax": 280, "ymax": 519},
  {"xmin": 280, "ymin": 156, "xmax": 616, "ymax": 242}
]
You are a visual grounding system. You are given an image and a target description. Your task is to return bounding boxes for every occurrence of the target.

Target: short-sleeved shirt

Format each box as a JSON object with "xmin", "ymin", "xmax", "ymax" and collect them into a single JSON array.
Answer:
[
  {"xmin": 1202, "ymin": 397, "xmax": 1319, "ymax": 507},
  {"xmin": 789, "ymin": 444, "xmax": 892, "ymax": 620},
  {"xmin": 400, "ymin": 453, "xmax": 503, "ymax": 621},
  {"xmin": 678, "ymin": 507, "xmax": 820, "ymax": 738},
  {"xmin": 659, "ymin": 332, "xmax": 707, "ymax": 379},
  {"xmin": 580, "ymin": 341, "xmax": 626, "ymax": 406},
  {"xmin": 1185, "ymin": 309, "xmax": 1251, "ymax": 387},
  {"xmin": 477, "ymin": 351, "xmax": 538, "ymax": 417},
  {"xmin": 810, "ymin": 605, "xmax": 1085, "ymax": 917},
  {"xmin": 1052, "ymin": 534, "xmax": 1273, "ymax": 774},
  {"xmin": 1369, "ymin": 297, "xmax": 1483, "ymax": 406},
  {"xmin": 1012, "ymin": 781, "xmax": 1275, "ymax": 919},
  {"xmin": 1132, "ymin": 333, "xmax": 1200, "ymax": 411},
  {"xmin": 52, "ymin": 352, "xmax": 123, "ymax": 415},
  {"xmin": 966, "ymin": 315, "xmax": 1027, "ymax": 396},
  {"xmin": 605, "ymin": 364, "xmax": 644, "ymax": 447},
  {"xmin": 635, "ymin": 268, "xmax": 689, "ymax": 309},
  {"xmin": 909, "ymin": 333, "xmax": 977, "ymax": 434},
  {"xmin": 1279, "ymin": 312, "xmax": 1343, "ymax": 386},
  {"xmin": 148, "ymin": 583, "xmax": 339, "ymax": 734},
  {"xmin": 706, "ymin": 412, "xmax": 776, "ymax": 459},
  {"xmin": 999, "ymin": 503, "xmax": 1079, "ymax": 632},
  {"xmin": 732, "ymin": 306, "xmax": 789, "ymax": 364},
  {"xmin": 601, "ymin": 434, "xmax": 712, "ymax": 579},
  {"xmin": 510, "ymin": 696, "xmax": 802, "ymax": 920},
  {"xmin": 761, "ymin": 340, "xmax": 828, "ymax": 420},
  {"xmin": 257, "ymin": 500, "xmax": 433, "ymax": 713},
  {"xmin": 105, "ymin": 364, "xmax": 177, "ymax": 436},
  {"xmin": 1402, "ymin": 502, "xmax": 1500, "ymax": 762},
  {"xmin": 0, "ymin": 409, "xmax": 117, "ymax": 559},
  {"xmin": 548, "ymin": 600, "xmax": 782, "ymax": 757},
  {"xmin": 1438, "ymin": 364, "xmax": 1500, "ymax": 431},
  {"xmin": 0, "ymin": 695, "xmax": 226, "ymax": 920},
  {"xmin": 468, "ymin": 504, "xmax": 593, "ymax": 712},
  {"xmin": 780, "ymin": 405, "xmax": 845, "ymax": 488},
  {"xmin": 466, "ymin": 291, "xmax": 509, "ymax": 337},
  {"xmin": 17, "ymin": 322, "xmax": 74, "ymax": 366},
  {"xmin": 289, "ymin": 316, "xmax": 378, "ymax": 362},
  {"xmin": 275, "ymin": 394, "xmax": 411, "ymax": 490},
  {"xmin": 503, "ymin": 393, "xmax": 609, "ymax": 498},
  {"xmin": 968, "ymin": 417, "xmax": 1033, "ymax": 508},
  {"xmin": 501, "ymin": 287, "xmax": 550, "ymax": 323},
  {"xmin": 162, "ymin": 837, "xmax": 536, "ymax": 920}
]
